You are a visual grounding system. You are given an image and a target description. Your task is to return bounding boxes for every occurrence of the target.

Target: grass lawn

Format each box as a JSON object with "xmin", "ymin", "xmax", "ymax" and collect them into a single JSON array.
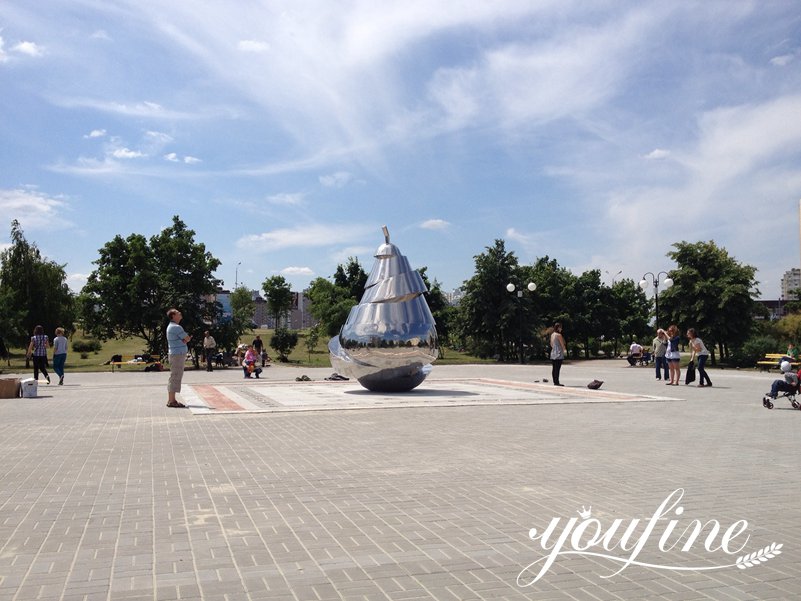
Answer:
[{"xmin": 0, "ymin": 327, "xmax": 493, "ymax": 374}]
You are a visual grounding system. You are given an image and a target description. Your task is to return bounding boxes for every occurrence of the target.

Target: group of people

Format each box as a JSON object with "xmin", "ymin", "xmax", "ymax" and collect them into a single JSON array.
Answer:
[
  {"xmin": 166, "ymin": 309, "xmax": 271, "ymax": 407},
  {"xmin": 25, "ymin": 325, "xmax": 69, "ymax": 385},
  {"xmin": 548, "ymin": 322, "xmax": 714, "ymax": 389},
  {"xmin": 650, "ymin": 325, "xmax": 712, "ymax": 387}
]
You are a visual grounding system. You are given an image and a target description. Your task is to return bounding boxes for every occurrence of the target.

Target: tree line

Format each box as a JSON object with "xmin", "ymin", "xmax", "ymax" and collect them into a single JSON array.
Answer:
[{"xmin": 0, "ymin": 217, "xmax": 774, "ymax": 367}]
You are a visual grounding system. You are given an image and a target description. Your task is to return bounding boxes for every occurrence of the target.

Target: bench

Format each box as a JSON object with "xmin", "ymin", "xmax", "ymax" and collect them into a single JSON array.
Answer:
[
  {"xmin": 108, "ymin": 355, "xmax": 162, "ymax": 372},
  {"xmin": 757, "ymin": 354, "xmax": 800, "ymax": 371}
]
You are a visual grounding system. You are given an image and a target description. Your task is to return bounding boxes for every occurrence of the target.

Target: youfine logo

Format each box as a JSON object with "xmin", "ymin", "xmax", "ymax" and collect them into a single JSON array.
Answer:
[{"xmin": 517, "ymin": 489, "xmax": 783, "ymax": 587}]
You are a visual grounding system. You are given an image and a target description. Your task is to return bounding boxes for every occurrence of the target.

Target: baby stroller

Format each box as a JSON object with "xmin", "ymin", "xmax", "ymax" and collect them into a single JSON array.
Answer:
[{"xmin": 762, "ymin": 361, "xmax": 801, "ymax": 410}]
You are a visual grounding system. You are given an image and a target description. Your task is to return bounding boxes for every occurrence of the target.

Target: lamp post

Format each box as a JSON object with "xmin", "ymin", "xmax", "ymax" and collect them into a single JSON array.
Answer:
[
  {"xmin": 638, "ymin": 271, "xmax": 673, "ymax": 328},
  {"xmin": 605, "ymin": 270, "xmax": 622, "ymax": 284},
  {"xmin": 235, "ymin": 261, "xmax": 241, "ymax": 289},
  {"xmin": 506, "ymin": 282, "xmax": 537, "ymax": 364}
]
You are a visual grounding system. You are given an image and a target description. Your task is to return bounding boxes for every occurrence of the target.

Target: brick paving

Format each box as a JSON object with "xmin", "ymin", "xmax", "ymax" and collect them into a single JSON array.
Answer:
[{"xmin": 0, "ymin": 361, "xmax": 799, "ymax": 600}]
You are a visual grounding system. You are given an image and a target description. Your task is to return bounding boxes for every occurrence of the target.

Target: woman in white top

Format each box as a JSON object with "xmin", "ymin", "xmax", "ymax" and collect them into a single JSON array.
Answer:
[
  {"xmin": 549, "ymin": 323, "xmax": 566, "ymax": 386},
  {"xmin": 687, "ymin": 328, "xmax": 712, "ymax": 387}
]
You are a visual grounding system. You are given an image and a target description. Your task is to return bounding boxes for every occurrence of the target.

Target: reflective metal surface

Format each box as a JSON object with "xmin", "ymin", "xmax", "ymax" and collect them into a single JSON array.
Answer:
[{"xmin": 329, "ymin": 226, "xmax": 438, "ymax": 392}]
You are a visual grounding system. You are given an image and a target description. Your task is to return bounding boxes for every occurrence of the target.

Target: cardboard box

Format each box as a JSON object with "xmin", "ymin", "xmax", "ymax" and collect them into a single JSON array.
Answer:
[{"xmin": 0, "ymin": 378, "xmax": 21, "ymax": 398}]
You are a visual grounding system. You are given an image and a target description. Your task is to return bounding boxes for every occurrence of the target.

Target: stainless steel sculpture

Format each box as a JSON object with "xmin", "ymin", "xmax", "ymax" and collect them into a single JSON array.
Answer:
[{"xmin": 329, "ymin": 226, "xmax": 439, "ymax": 392}]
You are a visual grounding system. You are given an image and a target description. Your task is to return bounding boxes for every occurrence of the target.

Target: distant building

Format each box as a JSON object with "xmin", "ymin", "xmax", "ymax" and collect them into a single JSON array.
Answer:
[
  {"xmin": 445, "ymin": 288, "xmax": 464, "ymax": 305},
  {"xmin": 756, "ymin": 300, "xmax": 788, "ymax": 321},
  {"xmin": 781, "ymin": 268, "xmax": 801, "ymax": 301}
]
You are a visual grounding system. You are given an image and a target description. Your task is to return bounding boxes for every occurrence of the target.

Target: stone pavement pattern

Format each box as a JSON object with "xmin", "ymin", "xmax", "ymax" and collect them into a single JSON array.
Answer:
[{"xmin": 0, "ymin": 362, "xmax": 799, "ymax": 601}]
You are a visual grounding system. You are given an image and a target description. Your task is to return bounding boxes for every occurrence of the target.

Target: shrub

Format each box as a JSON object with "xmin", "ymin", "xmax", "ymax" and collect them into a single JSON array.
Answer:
[
  {"xmin": 728, "ymin": 335, "xmax": 779, "ymax": 368},
  {"xmin": 72, "ymin": 339, "xmax": 102, "ymax": 353},
  {"xmin": 270, "ymin": 328, "xmax": 299, "ymax": 362}
]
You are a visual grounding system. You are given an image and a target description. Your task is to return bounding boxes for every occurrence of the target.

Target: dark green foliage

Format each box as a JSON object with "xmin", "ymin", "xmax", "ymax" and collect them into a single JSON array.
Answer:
[
  {"xmin": 80, "ymin": 216, "xmax": 221, "ymax": 355},
  {"xmin": 0, "ymin": 220, "xmax": 75, "ymax": 348},
  {"xmin": 660, "ymin": 240, "xmax": 761, "ymax": 363},
  {"xmin": 334, "ymin": 257, "xmax": 368, "ymax": 302},
  {"xmin": 72, "ymin": 339, "xmax": 102, "ymax": 353},
  {"xmin": 262, "ymin": 275, "xmax": 293, "ymax": 328},
  {"xmin": 209, "ymin": 286, "xmax": 256, "ymax": 353},
  {"xmin": 728, "ymin": 335, "xmax": 779, "ymax": 367},
  {"xmin": 306, "ymin": 258, "xmax": 368, "ymax": 338},
  {"xmin": 270, "ymin": 327, "xmax": 298, "ymax": 361}
]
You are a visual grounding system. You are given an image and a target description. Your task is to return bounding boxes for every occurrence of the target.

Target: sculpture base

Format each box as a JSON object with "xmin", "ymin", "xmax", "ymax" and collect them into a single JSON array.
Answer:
[{"xmin": 356, "ymin": 364, "xmax": 430, "ymax": 392}]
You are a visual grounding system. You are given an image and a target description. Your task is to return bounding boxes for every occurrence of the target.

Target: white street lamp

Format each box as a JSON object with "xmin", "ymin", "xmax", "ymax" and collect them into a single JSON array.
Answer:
[
  {"xmin": 639, "ymin": 271, "xmax": 673, "ymax": 327},
  {"xmin": 506, "ymin": 282, "xmax": 537, "ymax": 363}
]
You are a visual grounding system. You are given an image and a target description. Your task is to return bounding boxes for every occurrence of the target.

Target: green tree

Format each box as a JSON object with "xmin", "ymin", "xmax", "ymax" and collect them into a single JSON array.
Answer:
[
  {"xmin": 0, "ymin": 220, "xmax": 75, "ymax": 354},
  {"xmin": 459, "ymin": 240, "xmax": 521, "ymax": 361},
  {"xmin": 660, "ymin": 240, "xmax": 761, "ymax": 364},
  {"xmin": 270, "ymin": 328, "xmax": 298, "ymax": 361},
  {"xmin": 610, "ymin": 278, "xmax": 651, "ymax": 354},
  {"xmin": 304, "ymin": 324, "xmax": 320, "ymax": 362},
  {"xmin": 262, "ymin": 275, "xmax": 293, "ymax": 328},
  {"xmin": 80, "ymin": 216, "xmax": 221, "ymax": 356},
  {"xmin": 418, "ymin": 267, "xmax": 452, "ymax": 347},
  {"xmin": 210, "ymin": 286, "xmax": 255, "ymax": 353},
  {"xmin": 306, "ymin": 277, "xmax": 355, "ymax": 337},
  {"xmin": 333, "ymin": 257, "xmax": 368, "ymax": 302}
]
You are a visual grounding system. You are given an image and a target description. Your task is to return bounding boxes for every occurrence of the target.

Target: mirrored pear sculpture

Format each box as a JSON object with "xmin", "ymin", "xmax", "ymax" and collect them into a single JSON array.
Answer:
[{"xmin": 329, "ymin": 226, "xmax": 439, "ymax": 392}]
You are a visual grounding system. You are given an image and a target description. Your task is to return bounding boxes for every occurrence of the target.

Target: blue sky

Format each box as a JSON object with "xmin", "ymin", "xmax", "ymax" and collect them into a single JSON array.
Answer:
[{"xmin": 1, "ymin": 1, "xmax": 800, "ymax": 299}]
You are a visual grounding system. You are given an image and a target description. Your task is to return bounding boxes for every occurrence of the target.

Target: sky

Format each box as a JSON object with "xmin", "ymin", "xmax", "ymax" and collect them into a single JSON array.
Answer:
[{"xmin": 1, "ymin": 1, "xmax": 800, "ymax": 299}]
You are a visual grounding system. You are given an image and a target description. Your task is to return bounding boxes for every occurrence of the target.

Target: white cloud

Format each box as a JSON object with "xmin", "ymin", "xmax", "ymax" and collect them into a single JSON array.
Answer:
[
  {"xmin": 50, "ymin": 98, "xmax": 194, "ymax": 120},
  {"xmin": 183, "ymin": 156, "xmax": 202, "ymax": 164},
  {"xmin": 266, "ymin": 192, "xmax": 305, "ymax": 205},
  {"xmin": 319, "ymin": 171, "xmax": 354, "ymax": 188},
  {"xmin": 111, "ymin": 148, "xmax": 145, "ymax": 159},
  {"xmin": 505, "ymin": 227, "xmax": 532, "ymax": 244},
  {"xmin": 644, "ymin": 148, "xmax": 671, "ymax": 160},
  {"xmin": 0, "ymin": 188, "xmax": 69, "ymax": 229},
  {"xmin": 237, "ymin": 223, "xmax": 375, "ymax": 251},
  {"xmin": 0, "ymin": 35, "xmax": 8, "ymax": 63},
  {"xmin": 280, "ymin": 266, "xmax": 314, "ymax": 276},
  {"xmin": 90, "ymin": 30, "xmax": 111, "ymax": 41},
  {"xmin": 164, "ymin": 152, "xmax": 179, "ymax": 162},
  {"xmin": 330, "ymin": 245, "xmax": 374, "ymax": 263},
  {"xmin": 420, "ymin": 219, "xmax": 450, "ymax": 230},
  {"xmin": 770, "ymin": 54, "xmax": 793, "ymax": 67},
  {"xmin": 12, "ymin": 41, "xmax": 44, "ymax": 57},
  {"xmin": 84, "ymin": 129, "xmax": 107, "ymax": 139},
  {"xmin": 66, "ymin": 272, "xmax": 90, "ymax": 291},
  {"xmin": 145, "ymin": 131, "xmax": 174, "ymax": 144},
  {"xmin": 238, "ymin": 40, "xmax": 270, "ymax": 53},
  {"xmin": 427, "ymin": 10, "xmax": 657, "ymax": 130}
]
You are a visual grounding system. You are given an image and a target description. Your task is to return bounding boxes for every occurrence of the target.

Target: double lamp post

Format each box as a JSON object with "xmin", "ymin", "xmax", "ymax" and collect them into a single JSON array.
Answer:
[
  {"xmin": 638, "ymin": 271, "xmax": 673, "ymax": 328},
  {"xmin": 506, "ymin": 281, "xmax": 536, "ymax": 364}
]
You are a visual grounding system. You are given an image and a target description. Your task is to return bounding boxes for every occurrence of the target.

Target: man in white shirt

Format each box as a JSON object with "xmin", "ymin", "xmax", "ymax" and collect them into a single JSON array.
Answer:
[{"xmin": 627, "ymin": 341, "xmax": 643, "ymax": 366}]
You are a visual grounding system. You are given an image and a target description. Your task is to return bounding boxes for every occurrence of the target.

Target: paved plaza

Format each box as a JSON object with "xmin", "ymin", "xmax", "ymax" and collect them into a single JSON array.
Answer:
[{"xmin": 0, "ymin": 361, "xmax": 799, "ymax": 601}]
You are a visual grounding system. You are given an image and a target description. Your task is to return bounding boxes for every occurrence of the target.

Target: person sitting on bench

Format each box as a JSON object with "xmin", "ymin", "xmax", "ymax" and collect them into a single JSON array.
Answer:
[{"xmin": 627, "ymin": 341, "xmax": 643, "ymax": 366}]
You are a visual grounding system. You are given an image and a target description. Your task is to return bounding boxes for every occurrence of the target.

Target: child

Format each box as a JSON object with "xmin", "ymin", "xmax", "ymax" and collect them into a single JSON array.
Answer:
[
  {"xmin": 763, "ymin": 361, "xmax": 798, "ymax": 408},
  {"xmin": 242, "ymin": 345, "xmax": 263, "ymax": 379}
]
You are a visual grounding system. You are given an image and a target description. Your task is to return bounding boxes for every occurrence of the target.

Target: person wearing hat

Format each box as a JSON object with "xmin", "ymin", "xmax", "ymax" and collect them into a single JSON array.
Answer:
[{"xmin": 764, "ymin": 360, "xmax": 798, "ymax": 403}]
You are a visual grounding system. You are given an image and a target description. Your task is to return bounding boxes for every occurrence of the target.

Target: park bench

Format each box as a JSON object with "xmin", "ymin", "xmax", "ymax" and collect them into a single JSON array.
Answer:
[
  {"xmin": 107, "ymin": 354, "xmax": 162, "ymax": 372},
  {"xmin": 756, "ymin": 353, "xmax": 800, "ymax": 371}
]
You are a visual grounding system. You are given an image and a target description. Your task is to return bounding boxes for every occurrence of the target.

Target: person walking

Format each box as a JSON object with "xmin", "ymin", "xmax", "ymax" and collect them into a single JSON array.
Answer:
[
  {"xmin": 652, "ymin": 329, "xmax": 669, "ymax": 381},
  {"xmin": 687, "ymin": 328, "xmax": 712, "ymax": 387},
  {"xmin": 166, "ymin": 308, "xmax": 192, "ymax": 408},
  {"xmin": 26, "ymin": 325, "xmax": 51, "ymax": 384},
  {"xmin": 203, "ymin": 330, "xmax": 216, "ymax": 372},
  {"xmin": 52, "ymin": 327, "xmax": 68, "ymax": 385},
  {"xmin": 665, "ymin": 324, "xmax": 681, "ymax": 386},
  {"xmin": 549, "ymin": 322, "xmax": 566, "ymax": 387}
]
